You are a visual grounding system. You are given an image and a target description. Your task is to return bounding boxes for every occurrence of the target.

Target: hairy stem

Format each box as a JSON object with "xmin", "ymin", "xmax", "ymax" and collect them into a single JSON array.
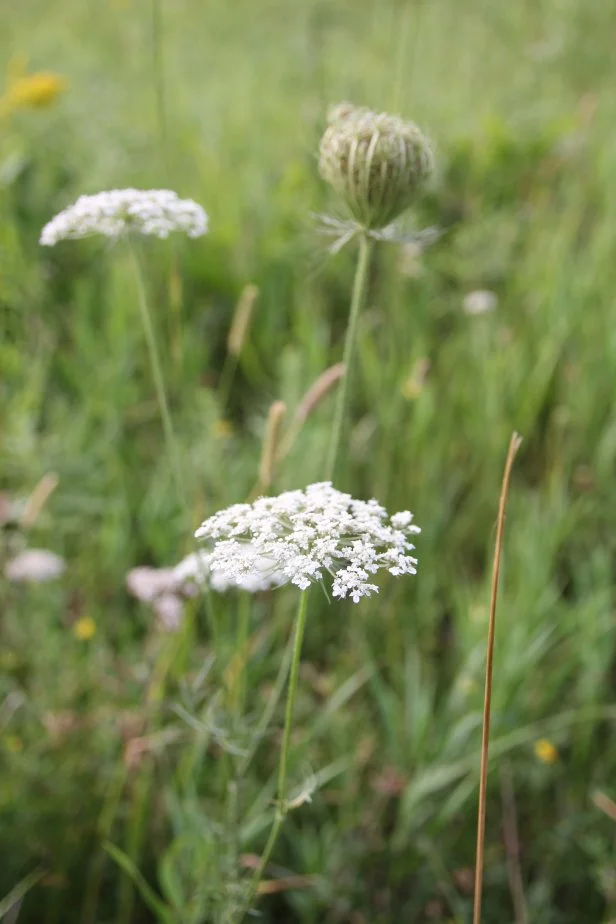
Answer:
[{"xmin": 325, "ymin": 232, "xmax": 373, "ymax": 482}]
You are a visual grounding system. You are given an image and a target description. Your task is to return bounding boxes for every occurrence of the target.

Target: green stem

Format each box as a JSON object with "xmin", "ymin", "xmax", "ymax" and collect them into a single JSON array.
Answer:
[
  {"xmin": 235, "ymin": 592, "xmax": 251, "ymax": 722},
  {"xmin": 237, "ymin": 590, "xmax": 309, "ymax": 921},
  {"xmin": 325, "ymin": 232, "xmax": 373, "ymax": 482},
  {"xmin": 128, "ymin": 241, "xmax": 186, "ymax": 512},
  {"xmin": 116, "ymin": 624, "xmax": 185, "ymax": 924},
  {"xmin": 151, "ymin": 0, "xmax": 170, "ymax": 180},
  {"xmin": 117, "ymin": 762, "xmax": 154, "ymax": 924},
  {"xmin": 128, "ymin": 245, "xmax": 217, "ymax": 635}
]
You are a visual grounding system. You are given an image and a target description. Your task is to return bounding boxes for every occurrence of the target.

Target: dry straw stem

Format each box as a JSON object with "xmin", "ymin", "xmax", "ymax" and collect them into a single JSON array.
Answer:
[
  {"xmin": 276, "ymin": 363, "xmax": 346, "ymax": 462},
  {"xmin": 473, "ymin": 431, "xmax": 522, "ymax": 924},
  {"xmin": 258, "ymin": 400, "xmax": 287, "ymax": 492},
  {"xmin": 21, "ymin": 473, "xmax": 59, "ymax": 528},
  {"xmin": 228, "ymin": 284, "xmax": 259, "ymax": 357}
]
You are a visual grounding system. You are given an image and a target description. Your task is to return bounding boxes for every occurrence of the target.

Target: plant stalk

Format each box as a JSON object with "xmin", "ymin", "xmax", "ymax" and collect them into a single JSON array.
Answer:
[
  {"xmin": 151, "ymin": 0, "xmax": 169, "ymax": 180},
  {"xmin": 473, "ymin": 432, "xmax": 522, "ymax": 924},
  {"xmin": 325, "ymin": 232, "xmax": 373, "ymax": 482},
  {"xmin": 237, "ymin": 590, "xmax": 309, "ymax": 921},
  {"xmin": 128, "ymin": 241, "xmax": 186, "ymax": 512}
]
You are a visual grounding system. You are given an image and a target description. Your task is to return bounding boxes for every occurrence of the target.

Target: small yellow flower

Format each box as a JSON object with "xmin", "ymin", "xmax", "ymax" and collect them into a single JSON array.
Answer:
[
  {"xmin": 73, "ymin": 616, "xmax": 97, "ymax": 641},
  {"xmin": 0, "ymin": 66, "xmax": 67, "ymax": 117},
  {"xmin": 534, "ymin": 738, "xmax": 559, "ymax": 764},
  {"xmin": 4, "ymin": 734, "xmax": 23, "ymax": 753},
  {"xmin": 212, "ymin": 419, "xmax": 233, "ymax": 440}
]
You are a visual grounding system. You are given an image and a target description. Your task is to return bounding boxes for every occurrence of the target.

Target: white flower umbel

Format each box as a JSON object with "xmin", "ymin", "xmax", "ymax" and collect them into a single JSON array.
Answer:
[
  {"xmin": 40, "ymin": 188, "xmax": 208, "ymax": 245},
  {"xmin": 195, "ymin": 482, "xmax": 420, "ymax": 603}
]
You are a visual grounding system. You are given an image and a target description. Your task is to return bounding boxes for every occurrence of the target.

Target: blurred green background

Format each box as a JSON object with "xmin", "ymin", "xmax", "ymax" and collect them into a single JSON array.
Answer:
[{"xmin": 1, "ymin": 0, "xmax": 616, "ymax": 921}]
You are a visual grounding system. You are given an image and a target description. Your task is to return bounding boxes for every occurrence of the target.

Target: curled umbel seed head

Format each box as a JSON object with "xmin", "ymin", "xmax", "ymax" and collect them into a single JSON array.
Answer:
[{"xmin": 319, "ymin": 103, "xmax": 434, "ymax": 230}]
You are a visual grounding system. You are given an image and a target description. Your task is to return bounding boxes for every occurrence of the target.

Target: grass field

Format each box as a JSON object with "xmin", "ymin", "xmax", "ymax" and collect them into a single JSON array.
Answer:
[{"xmin": 2, "ymin": 1, "xmax": 616, "ymax": 921}]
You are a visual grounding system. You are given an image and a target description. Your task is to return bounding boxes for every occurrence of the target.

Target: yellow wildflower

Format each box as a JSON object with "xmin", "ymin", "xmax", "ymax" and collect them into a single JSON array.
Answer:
[
  {"xmin": 4, "ymin": 734, "xmax": 23, "ymax": 753},
  {"xmin": 0, "ymin": 62, "xmax": 67, "ymax": 117},
  {"xmin": 73, "ymin": 616, "xmax": 97, "ymax": 641},
  {"xmin": 534, "ymin": 738, "xmax": 559, "ymax": 764}
]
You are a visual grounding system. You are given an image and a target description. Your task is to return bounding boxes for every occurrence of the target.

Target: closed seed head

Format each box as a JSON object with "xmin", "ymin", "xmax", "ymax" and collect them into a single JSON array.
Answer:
[{"xmin": 319, "ymin": 102, "xmax": 434, "ymax": 230}]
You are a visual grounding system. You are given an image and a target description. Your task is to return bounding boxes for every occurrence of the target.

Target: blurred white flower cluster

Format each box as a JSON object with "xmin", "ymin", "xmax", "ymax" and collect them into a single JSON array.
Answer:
[
  {"xmin": 40, "ymin": 188, "xmax": 208, "ymax": 245},
  {"xmin": 125, "ymin": 549, "xmax": 285, "ymax": 631},
  {"xmin": 195, "ymin": 482, "xmax": 420, "ymax": 603},
  {"xmin": 173, "ymin": 549, "xmax": 286, "ymax": 594},
  {"xmin": 5, "ymin": 548, "xmax": 65, "ymax": 583},
  {"xmin": 463, "ymin": 289, "xmax": 498, "ymax": 316}
]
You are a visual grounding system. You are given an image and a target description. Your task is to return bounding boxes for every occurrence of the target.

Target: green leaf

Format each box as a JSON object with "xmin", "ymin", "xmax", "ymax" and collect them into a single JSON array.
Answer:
[
  {"xmin": 0, "ymin": 868, "xmax": 45, "ymax": 920},
  {"xmin": 103, "ymin": 842, "xmax": 174, "ymax": 924}
]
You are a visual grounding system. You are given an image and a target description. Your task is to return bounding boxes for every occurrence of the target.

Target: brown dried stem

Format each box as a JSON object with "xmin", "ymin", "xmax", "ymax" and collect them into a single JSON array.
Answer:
[{"xmin": 473, "ymin": 432, "xmax": 522, "ymax": 924}]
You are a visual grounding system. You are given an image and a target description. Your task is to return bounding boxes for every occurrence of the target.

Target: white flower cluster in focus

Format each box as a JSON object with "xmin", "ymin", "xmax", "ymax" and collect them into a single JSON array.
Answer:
[
  {"xmin": 195, "ymin": 482, "xmax": 420, "ymax": 603},
  {"xmin": 40, "ymin": 188, "xmax": 208, "ymax": 245}
]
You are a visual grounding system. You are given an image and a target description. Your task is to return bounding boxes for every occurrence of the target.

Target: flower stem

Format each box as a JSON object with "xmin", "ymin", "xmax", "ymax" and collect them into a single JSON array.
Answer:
[
  {"xmin": 325, "ymin": 231, "xmax": 373, "ymax": 482},
  {"xmin": 128, "ymin": 240, "xmax": 186, "ymax": 512},
  {"xmin": 473, "ymin": 432, "xmax": 522, "ymax": 924},
  {"xmin": 151, "ymin": 0, "xmax": 170, "ymax": 181},
  {"xmin": 234, "ymin": 592, "xmax": 252, "ymax": 720},
  {"xmin": 237, "ymin": 590, "xmax": 309, "ymax": 921}
]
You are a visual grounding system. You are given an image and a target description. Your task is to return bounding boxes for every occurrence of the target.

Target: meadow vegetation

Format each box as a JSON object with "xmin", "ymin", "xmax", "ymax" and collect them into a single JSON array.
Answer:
[{"xmin": 1, "ymin": 1, "xmax": 616, "ymax": 921}]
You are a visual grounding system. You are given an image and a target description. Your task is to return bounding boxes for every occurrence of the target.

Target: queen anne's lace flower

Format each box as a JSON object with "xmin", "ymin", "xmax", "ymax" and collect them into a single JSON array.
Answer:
[
  {"xmin": 40, "ymin": 188, "xmax": 208, "ymax": 245},
  {"xmin": 195, "ymin": 482, "xmax": 420, "ymax": 603}
]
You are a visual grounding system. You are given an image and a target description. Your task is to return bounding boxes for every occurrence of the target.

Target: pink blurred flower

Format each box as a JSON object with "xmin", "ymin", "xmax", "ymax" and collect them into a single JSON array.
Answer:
[{"xmin": 5, "ymin": 549, "xmax": 65, "ymax": 583}]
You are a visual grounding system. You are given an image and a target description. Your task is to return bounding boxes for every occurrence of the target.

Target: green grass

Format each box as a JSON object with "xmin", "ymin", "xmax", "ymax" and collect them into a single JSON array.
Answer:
[{"xmin": 2, "ymin": 0, "xmax": 616, "ymax": 921}]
